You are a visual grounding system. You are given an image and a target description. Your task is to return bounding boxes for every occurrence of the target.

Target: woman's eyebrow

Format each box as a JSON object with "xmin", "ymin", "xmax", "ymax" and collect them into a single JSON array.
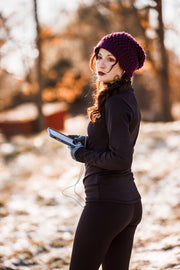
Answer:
[{"xmin": 98, "ymin": 52, "xmax": 115, "ymax": 58}]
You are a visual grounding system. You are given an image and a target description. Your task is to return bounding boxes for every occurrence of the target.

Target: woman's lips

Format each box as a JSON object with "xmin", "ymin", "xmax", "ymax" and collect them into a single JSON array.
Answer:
[{"xmin": 98, "ymin": 71, "xmax": 106, "ymax": 76}]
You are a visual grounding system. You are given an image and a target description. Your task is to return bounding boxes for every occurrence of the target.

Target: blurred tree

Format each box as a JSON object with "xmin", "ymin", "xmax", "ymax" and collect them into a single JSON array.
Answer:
[
  {"xmin": 0, "ymin": 13, "xmax": 9, "ymax": 54},
  {"xmin": 33, "ymin": 0, "xmax": 44, "ymax": 132},
  {"xmin": 0, "ymin": 0, "xmax": 179, "ymax": 122},
  {"xmin": 42, "ymin": 58, "xmax": 88, "ymax": 104},
  {"xmin": 27, "ymin": 4, "xmax": 111, "ymax": 113},
  {"xmin": 55, "ymin": 4, "xmax": 111, "ymax": 65},
  {"xmin": 50, "ymin": 4, "xmax": 112, "ymax": 111},
  {"xmin": 154, "ymin": 0, "xmax": 172, "ymax": 121},
  {"xmin": 0, "ymin": 14, "xmax": 17, "ymax": 112}
]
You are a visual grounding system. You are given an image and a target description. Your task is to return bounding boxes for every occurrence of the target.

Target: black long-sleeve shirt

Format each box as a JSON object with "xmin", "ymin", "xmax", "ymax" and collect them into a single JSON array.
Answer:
[{"xmin": 75, "ymin": 87, "xmax": 141, "ymax": 204}]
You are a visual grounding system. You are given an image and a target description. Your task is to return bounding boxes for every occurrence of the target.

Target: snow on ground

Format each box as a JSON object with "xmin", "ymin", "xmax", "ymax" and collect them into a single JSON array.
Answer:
[{"xmin": 0, "ymin": 117, "xmax": 179, "ymax": 269}]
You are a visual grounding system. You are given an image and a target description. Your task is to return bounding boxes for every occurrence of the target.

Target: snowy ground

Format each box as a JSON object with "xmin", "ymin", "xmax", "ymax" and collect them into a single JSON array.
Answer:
[{"xmin": 0, "ymin": 116, "xmax": 180, "ymax": 269}]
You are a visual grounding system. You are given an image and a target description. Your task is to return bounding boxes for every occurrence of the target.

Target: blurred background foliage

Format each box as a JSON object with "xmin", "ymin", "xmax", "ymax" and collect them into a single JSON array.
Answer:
[{"xmin": 0, "ymin": 0, "xmax": 180, "ymax": 133}]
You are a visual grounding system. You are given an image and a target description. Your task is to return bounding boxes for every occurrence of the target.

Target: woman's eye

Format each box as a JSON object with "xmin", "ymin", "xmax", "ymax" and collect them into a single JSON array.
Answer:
[
  {"xmin": 108, "ymin": 57, "xmax": 116, "ymax": 62},
  {"xmin": 96, "ymin": 55, "xmax": 102, "ymax": 60}
]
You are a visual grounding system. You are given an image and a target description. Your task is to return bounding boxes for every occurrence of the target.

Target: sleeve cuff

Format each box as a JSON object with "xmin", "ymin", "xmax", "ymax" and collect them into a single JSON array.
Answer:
[{"xmin": 74, "ymin": 147, "xmax": 87, "ymax": 162}]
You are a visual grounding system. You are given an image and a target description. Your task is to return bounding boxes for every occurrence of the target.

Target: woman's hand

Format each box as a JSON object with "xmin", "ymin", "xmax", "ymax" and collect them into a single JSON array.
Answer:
[
  {"xmin": 68, "ymin": 135, "xmax": 87, "ymax": 161},
  {"xmin": 69, "ymin": 142, "xmax": 84, "ymax": 160},
  {"xmin": 68, "ymin": 135, "xmax": 87, "ymax": 147}
]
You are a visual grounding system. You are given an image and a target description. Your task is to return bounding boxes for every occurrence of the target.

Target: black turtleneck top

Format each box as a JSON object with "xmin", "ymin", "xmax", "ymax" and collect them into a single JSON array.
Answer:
[{"xmin": 75, "ymin": 86, "xmax": 141, "ymax": 204}]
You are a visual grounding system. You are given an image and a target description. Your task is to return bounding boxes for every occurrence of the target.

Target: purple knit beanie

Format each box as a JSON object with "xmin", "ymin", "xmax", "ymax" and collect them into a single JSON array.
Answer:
[{"xmin": 94, "ymin": 32, "xmax": 146, "ymax": 78}]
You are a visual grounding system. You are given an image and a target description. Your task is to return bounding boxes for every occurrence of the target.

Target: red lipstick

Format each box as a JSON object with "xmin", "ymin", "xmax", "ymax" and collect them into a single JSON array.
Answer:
[{"xmin": 98, "ymin": 71, "xmax": 106, "ymax": 76}]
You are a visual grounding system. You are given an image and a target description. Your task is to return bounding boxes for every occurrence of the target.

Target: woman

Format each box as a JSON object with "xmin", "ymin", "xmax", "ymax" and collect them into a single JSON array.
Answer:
[{"xmin": 68, "ymin": 32, "xmax": 146, "ymax": 270}]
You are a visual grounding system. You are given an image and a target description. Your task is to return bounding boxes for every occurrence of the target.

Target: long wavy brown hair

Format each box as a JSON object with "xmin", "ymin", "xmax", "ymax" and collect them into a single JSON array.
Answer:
[{"xmin": 88, "ymin": 50, "xmax": 132, "ymax": 123}]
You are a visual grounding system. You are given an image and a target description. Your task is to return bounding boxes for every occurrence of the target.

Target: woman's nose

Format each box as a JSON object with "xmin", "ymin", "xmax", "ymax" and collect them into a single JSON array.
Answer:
[{"xmin": 98, "ymin": 59, "xmax": 106, "ymax": 69}]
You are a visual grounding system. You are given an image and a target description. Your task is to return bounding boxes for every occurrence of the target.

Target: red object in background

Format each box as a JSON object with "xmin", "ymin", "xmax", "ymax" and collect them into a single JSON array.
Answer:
[
  {"xmin": 0, "ymin": 103, "xmax": 68, "ymax": 137},
  {"xmin": 0, "ymin": 120, "xmax": 36, "ymax": 136},
  {"xmin": 45, "ymin": 110, "xmax": 66, "ymax": 131}
]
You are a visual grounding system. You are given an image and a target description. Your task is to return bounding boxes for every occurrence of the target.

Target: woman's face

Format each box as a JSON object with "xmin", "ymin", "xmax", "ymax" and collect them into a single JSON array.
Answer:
[{"xmin": 95, "ymin": 48, "xmax": 123, "ymax": 83}]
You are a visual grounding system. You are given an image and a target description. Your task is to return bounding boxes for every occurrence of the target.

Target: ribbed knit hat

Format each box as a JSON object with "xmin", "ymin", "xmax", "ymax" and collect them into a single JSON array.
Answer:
[{"xmin": 94, "ymin": 32, "xmax": 146, "ymax": 78}]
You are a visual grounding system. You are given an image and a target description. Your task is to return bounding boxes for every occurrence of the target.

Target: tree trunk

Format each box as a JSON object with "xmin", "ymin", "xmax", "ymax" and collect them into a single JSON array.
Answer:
[
  {"xmin": 33, "ymin": 0, "xmax": 44, "ymax": 131},
  {"xmin": 155, "ymin": 0, "xmax": 173, "ymax": 121}
]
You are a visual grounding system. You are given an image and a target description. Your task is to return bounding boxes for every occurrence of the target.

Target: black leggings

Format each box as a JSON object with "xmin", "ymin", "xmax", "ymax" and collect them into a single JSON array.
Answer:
[{"xmin": 69, "ymin": 201, "xmax": 142, "ymax": 270}]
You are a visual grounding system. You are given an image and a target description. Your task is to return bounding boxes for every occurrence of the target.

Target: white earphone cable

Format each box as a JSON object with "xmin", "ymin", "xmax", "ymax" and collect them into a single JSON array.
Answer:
[{"xmin": 61, "ymin": 164, "xmax": 85, "ymax": 208}]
